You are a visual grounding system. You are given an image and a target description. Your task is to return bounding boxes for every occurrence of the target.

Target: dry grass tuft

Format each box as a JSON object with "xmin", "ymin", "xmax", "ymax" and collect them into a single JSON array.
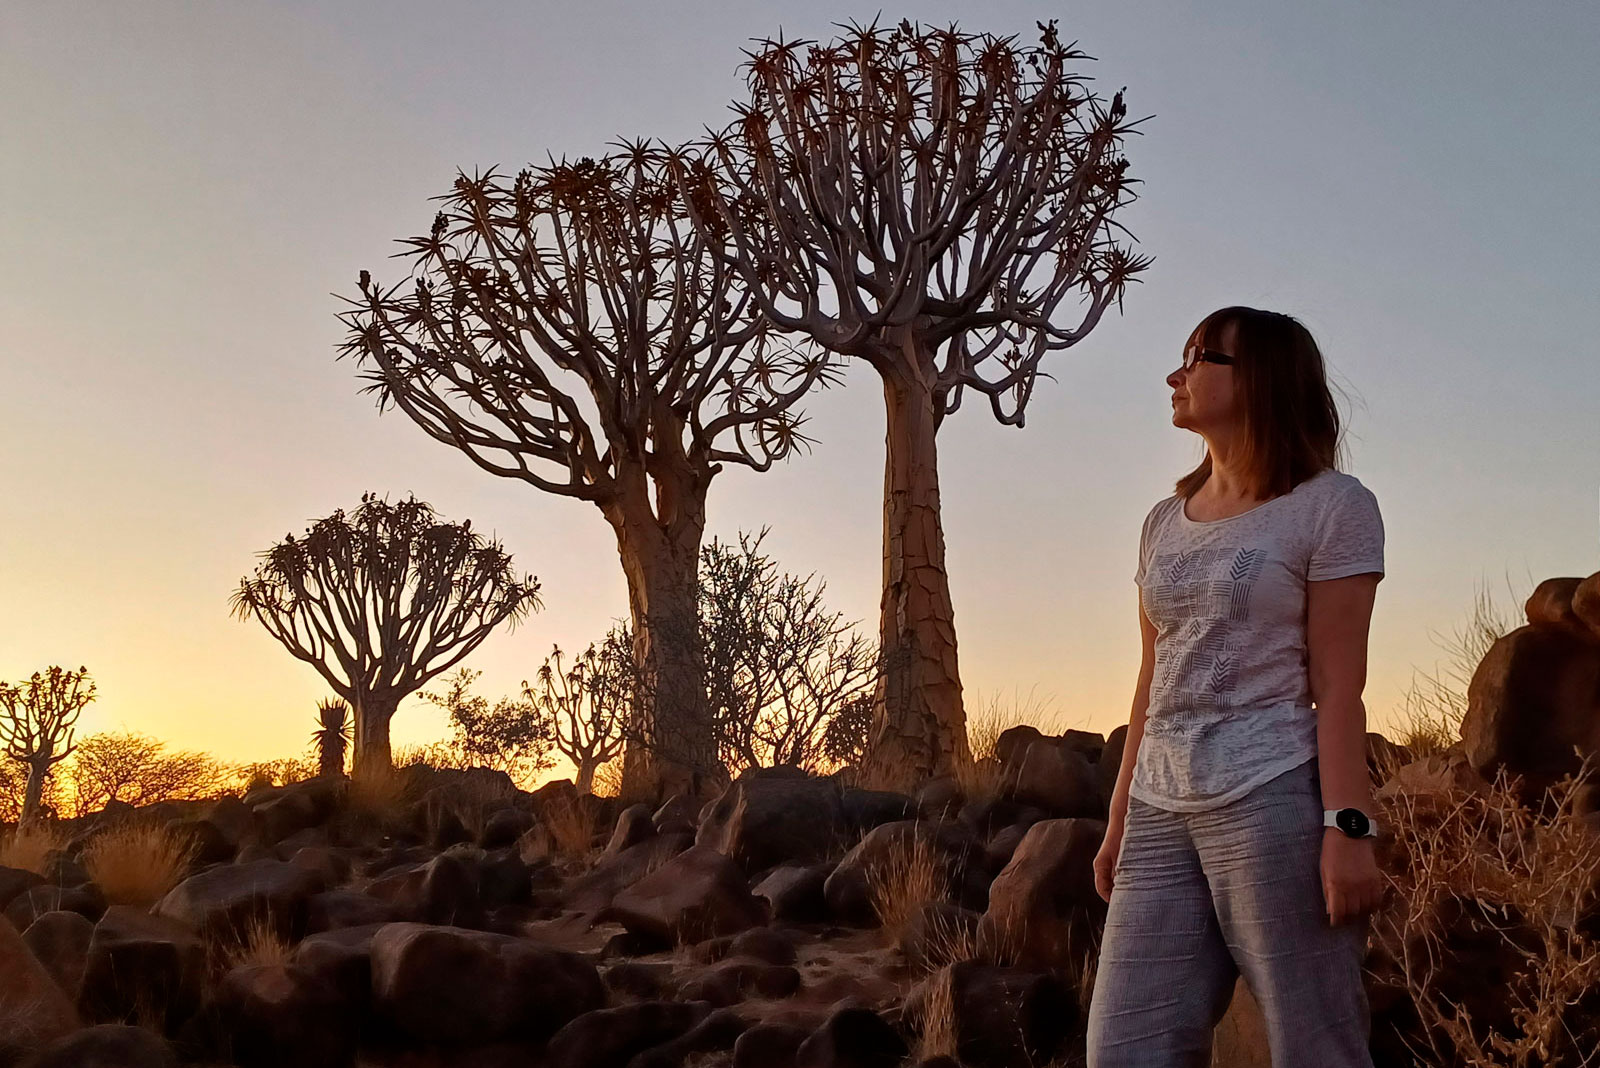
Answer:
[
  {"xmin": 0, "ymin": 822, "xmax": 65, "ymax": 875},
  {"xmin": 528, "ymin": 794, "xmax": 599, "ymax": 866},
  {"xmin": 1387, "ymin": 581, "xmax": 1519, "ymax": 759},
  {"xmin": 222, "ymin": 914, "xmax": 296, "ymax": 972},
  {"xmin": 346, "ymin": 763, "xmax": 417, "ymax": 820},
  {"xmin": 952, "ymin": 687, "xmax": 1065, "ymax": 804},
  {"xmin": 1370, "ymin": 759, "xmax": 1600, "ymax": 1067},
  {"xmin": 914, "ymin": 964, "xmax": 960, "ymax": 1062},
  {"xmin": 868, "ymin": 828, "xmax": 950, "ymax": 946},
  {"xmin": 81, "ymin": 821, "xmax": 195, "ymax": 907}
]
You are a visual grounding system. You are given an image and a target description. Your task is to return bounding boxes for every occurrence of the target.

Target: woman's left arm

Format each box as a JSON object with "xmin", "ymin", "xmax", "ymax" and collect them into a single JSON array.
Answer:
[{"xmin": 1308, "ymin": 572, "xmax": 1386, "ymax": 926}]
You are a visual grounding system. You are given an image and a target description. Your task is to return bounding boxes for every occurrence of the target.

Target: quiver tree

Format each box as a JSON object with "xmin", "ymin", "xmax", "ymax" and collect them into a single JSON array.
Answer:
[
  {"xmin": 339, "ymin": 145, "xmax": 838, "ymax": 798},
  {"xmin": 526, "ymin": 636, "xmax": 632, "ymax": 794},
  {"xmin": 231, "ymin": 493, "xmax": 541, "ymax": 779},
  {"xmin": 681, "ymin": 21, "xmax": 1149, "ymax": 783},
  {"xmin": 0, "ymin": 666, "xmax": 95, "ymax": 825}
]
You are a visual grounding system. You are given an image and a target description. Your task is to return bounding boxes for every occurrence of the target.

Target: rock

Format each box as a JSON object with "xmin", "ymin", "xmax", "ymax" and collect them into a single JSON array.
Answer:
[
  {"xmin": 411, "ymin": 786, "xmax": 473, "ymax": 849},
  {"xmin": 1575, "ymin": 572, "xmax": 1600, "ymax": 637},
  {"xmin": 734, "ymin": 1022, "xmax": 811, "ymax": 1068},
  {"xmin": 305, "ymin": 888, "xmax": 403, "ymax": 933},
  {"xmin": 607, "ymin": 845, "xmax": 767, "ymax": 945},
  {"xmin": 1526, "ymin": 577, "xmax": 1587, "ymax": 630},
  {"xmin": 24, "ymin": 1023, "xmax": 177, "ymax": 1068},
  {"xmin": 155, "ymin": 858, "xmax": 324, "ymax": 942},
  {"xmin": 626, "ymin": 1007, "xmax": 748, "ymax": 1068},
  {"xmin": 21, "ymin": 909, "xmax": 95, "ymax": 1001},
  {"xmin": 544, "ymin": 1001, "xmax": 709, "ymax": 1068},
  {"xmin": 603, "ymin": 961, "xmax": 676, "ymax": 1000},
  {"xmin": 957, "ymin": 796, "xmax": 1043, "ymax": 839},
  {"xmin": 1097, "ymin": 725, "xmax": 1128, "ymax": 805},
  {"xmin": 752, "ymin": 864, "xmax": 830, "ymax": 924},
  {"xmin": 823, "ymin": 820, "xmax": 989, "ymax": 925},
  {"xmin": 207, "ymin": 962, "xmax": 355, "ymax": 1068},
  {"xmin": 728, "ymin": 926, "xmax": 799, "ymax": 965},
  {"xmin": 652, "ymin": 794, "xmax": 701, "ymax": 837},
  {"xmin": 0, "ymin": 906, "xmax": 80, "ymax": 1049},
  {"xmin": 1460, "ymin": 623, "xmax": 1600, "ymax": 804},
  {"xmin": 1211, "ymin": 976, "xmax": 1272, "ymax": 1068},
  {"xmin": 0, "ymin": 864, "xmax": 45, "ymax": 910},
  {"xmin": 841, "ymin": 789, "xmax": 917, "ymax": 834},
  {"xmin": 908, "ymin": 961, "xmax": 1074, "ymax": 1068},
  {"xmin": 5, "ymin": 883, "xmax": 105, "ymax": 929},
  {"xmin": 284, "ymin": 844, "xmax": 351, "ymax": 886},
  {"xmin": 978, "ymin": 818, "xmax": 1105, "ymax": 969},
  {"xmin": 914, "ymin": 777, "xmax": 963, "ymax": 819},
  {"xmin": 79, "ymin": 905, "xmax": 205, "ymax": 1029},
  {"xmin": 602, "ymin": 929, "xmax": 676, "ymax": 959},
  {"xmin": 900, "ymin": 901, "xmax": 981, "ymax": 973},
  {"xmin": 169, "ymin": 817, "xmax": 235, "ymax": 865},
  {"xmin": 679, "ymin": 959, "xmax": 801, "ymax": 1006},
  {"xmin": 696, "ymin": 767, "xmax": 847, "ymax": 873},
  {"xmin": 604, "ymin": 804, "xmax": 659, "ymax": 859},
  {"xmin": 1365, "ymin": 732, "xmax": 1412, "ymax": 784},
  {"xmin": 994, "ymin": 725, "xmax": 1104, "ymax": 817},
  {"xmin": 794, "ymin": 1006, "xmax": 907, "ymax": 1068},
  {"xmin": 292, "ymin": 923, "xmax": 384, "ymax": 1009},
  {"xmin": 481, "ymin": 806, "xmax": 535, "ymax": 849},
  {"xmin": 562, "ymin": 832, "xmax": 696, "ymax": 915},
  {"xmin": 251, "ymin": 778, "xmax": 340, "ymax": 844},
  {"xmin": 983, "ymin": 824, "xmax": 1030, "ymax": 872},
  {"xmin": 1376, "ymin": 751, "xmax": 1491, "ymax": 803},
  {"xmin": 370, "ymin": 922, "xmax": 604, "ymax": 1043},
  {"xmin": 1058, "ymin": 729, "xmax": 1107, "ymax": 764},
  {"xmin": 40, "ymin": 850, "xmax": 91, "ymax": 888}
]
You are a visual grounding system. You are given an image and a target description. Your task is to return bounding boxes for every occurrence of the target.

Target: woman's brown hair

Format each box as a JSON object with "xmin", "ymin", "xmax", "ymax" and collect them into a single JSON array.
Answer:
[{"xmin": 1175, "ymin": 306, "xmax": 1344, "ymax": 500}]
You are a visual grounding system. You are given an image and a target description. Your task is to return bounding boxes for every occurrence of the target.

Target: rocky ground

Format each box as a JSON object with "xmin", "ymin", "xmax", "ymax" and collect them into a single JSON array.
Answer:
[{"xmin": 3, "ymin": 571, "xmax": 1598, "ymax": 1068}]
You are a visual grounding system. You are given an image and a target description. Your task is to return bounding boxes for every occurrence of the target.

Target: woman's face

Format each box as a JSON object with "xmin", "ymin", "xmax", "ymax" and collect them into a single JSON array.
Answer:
[{"xmin": 1167, "ymin": 320, "xmax": 1243, "ymax": 434}]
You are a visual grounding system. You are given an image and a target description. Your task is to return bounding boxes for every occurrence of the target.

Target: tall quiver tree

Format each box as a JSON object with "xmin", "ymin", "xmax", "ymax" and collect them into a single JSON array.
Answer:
[
  {"xmin": 232, "ymin": 494, "xmax": 540, "ymax": 780},
  {"xmin": 683, "ymin": 22, "xmax": 1149, "ymax": 783},
  {"xmin": 0, "ymin": 666, "xmax": 95, "ymax": 825},
  {"xmin": 339, "ymin": 146, "xmax": 837, "ymax": 798}
]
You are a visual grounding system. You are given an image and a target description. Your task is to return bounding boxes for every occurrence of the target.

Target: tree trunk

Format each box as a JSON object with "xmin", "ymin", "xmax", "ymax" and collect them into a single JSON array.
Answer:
[
  {"xmin": 352, "ymin": 692, "xmax": 398, "ymax": 780},
  {"xmin": 605, "ymin": 469, "xmax": 720, "ymax": 802},
  {"xmin": 574, "ymin": 757, "xmax": 599, "ymax": 796},
  {"xmin": 20, "ymin": 759, "xmax": 49, "ymax": 826},
  {"xmin": 860, "ymin": 354, "xmax": 970, "ymax": 788}
]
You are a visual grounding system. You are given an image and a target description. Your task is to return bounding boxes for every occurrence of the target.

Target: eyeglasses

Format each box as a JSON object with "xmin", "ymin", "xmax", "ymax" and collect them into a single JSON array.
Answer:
[{"xmin": 1181, "ymin": 348, "xmax": 1236, "ymax": 371}]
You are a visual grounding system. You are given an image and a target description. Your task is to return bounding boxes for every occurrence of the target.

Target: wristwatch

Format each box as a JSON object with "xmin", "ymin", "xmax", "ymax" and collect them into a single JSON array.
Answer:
[{"xmin": 1323, "ymin": 808, "xmax": 1378, "ymax": 839}]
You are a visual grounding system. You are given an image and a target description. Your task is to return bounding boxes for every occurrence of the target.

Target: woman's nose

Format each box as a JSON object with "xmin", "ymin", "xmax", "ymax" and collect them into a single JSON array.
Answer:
[{"xmin": 1166, "ymin": 367, "xmax": 1185, "ymax": 388}]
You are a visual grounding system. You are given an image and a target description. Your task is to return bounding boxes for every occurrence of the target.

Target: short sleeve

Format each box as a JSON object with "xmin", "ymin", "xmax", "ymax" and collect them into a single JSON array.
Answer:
[
  {"xmin": 1307, "ymin": 481, "xmax": 1385, "ymax": 582},
  {"xmin": 1134, "ymin": 502, "xmax": 1162, "ymax": 585}
]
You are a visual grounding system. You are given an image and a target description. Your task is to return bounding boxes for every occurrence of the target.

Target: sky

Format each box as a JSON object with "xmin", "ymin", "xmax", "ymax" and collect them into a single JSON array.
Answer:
[{"xmin": 3, "ymin": 1, "xmax": 1597, "ymax": 773}]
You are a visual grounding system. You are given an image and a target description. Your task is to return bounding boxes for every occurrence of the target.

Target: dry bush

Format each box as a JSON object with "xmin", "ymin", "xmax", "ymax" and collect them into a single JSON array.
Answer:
[
  {"xmin": 951, "ymin": 686, "xmax": 1064, "ymax": 804},
  {"xmin": 81, "ymin": 821, "xmax": 195, "ymax": 907},
  {"xmin": 0, "ymin": 822, "xmax": 64, "ymax": 874},
  {"xmin": 527, "ymin": 794, "xmax": 599, "ymax": 866},
  {"xmin": 868, "ymin": 828, "xmax": 950, "ymax": 946},
  {"xmin": 1371, "ymin": 761, "xmax": 1600, "ymax": 1067},
  {"xmin": 590, "ymin": 758, "xmax": 625, "ymax": 799}
]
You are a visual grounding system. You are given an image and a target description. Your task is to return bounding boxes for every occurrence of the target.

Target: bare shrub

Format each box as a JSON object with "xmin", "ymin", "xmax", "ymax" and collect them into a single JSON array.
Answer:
[
  {"xmin": 68, "ymin": 731, "xmax": 230, "ymax": 816},
  {"xmin": 1389, "ymin": 579, "xmax": 1520, "ymax": 758},
  {"xmin": 0, "ymin": 822, "xmax": 65, "ymax": 874},
  {"xmin": 421, "ymin": 668, "xmax": 556, "ymax": 788},
  {"xmin": 1371, "ymin": 760, "xmax": 1600, "ymax": 1066},
  {"xmin": 81, "ymin": 821, "xmax": 196, "ymax": 907},
  {"xmin": 230, "ymin": 756, "xmax": 319, "ymax": 792}
]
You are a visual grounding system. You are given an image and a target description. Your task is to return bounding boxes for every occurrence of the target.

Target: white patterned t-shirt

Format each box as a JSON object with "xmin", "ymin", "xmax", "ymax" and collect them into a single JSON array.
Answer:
[{"xmin": 1130, "ymin": 469, "xmax": 1385, "ymax": 811}]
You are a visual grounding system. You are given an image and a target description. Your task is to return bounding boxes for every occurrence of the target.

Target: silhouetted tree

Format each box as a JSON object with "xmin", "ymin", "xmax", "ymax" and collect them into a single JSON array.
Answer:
[
  {"xmin": 526, "ymin": 637, "xmax": 632, "ymax": 794},
  {"xmin": 681, "ymin": 21, "xmax": 1149, "ymax": 782},
  {"xmin": 0, "ymin": 666, "xmax": 95, "ymax": 824},
  {"xmin": 340, "ymin": 145, "xmax": 837, "ymax": 797},
  {"xmin": 421, "ymin": 668, "xmax": 557, "ymax": 785},
  {"xmin": 68, "ymin": 731, "xmax": 227, "ymax": 816},
  {"xmin": 312, "ymin": 699, "xmax": 351, "ymax": 779},
  {"xmin": 231, "ymin": 494, "xmax": 540, "ymax": 779}
]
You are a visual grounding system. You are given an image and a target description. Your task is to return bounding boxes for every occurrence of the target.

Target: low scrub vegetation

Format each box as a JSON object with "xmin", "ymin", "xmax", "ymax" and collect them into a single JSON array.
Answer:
[{"xmin": 81, "ymin": 820, "xmax": 196, "ymax": 907}]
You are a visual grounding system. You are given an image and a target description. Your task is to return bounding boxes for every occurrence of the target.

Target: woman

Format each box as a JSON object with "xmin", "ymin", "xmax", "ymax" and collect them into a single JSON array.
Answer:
[{"xmin": 1085, "ymin": 307, "xmax": 1386, "ymax": 1068}]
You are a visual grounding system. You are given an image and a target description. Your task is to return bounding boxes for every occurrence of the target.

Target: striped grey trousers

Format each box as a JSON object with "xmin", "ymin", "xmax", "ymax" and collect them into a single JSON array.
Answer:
[{"xmin": 1085, "ymin": 757, "xmax": 1374, "ymax": 1068}]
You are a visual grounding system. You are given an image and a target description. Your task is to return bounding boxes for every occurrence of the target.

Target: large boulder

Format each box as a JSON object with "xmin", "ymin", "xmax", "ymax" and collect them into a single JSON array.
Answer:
[
  {"xmin": 0, "ymin": 864, "xmax": 45, "ymax": 910},
  {"xmin": 993, "ymin": 725, "xmax": 1104, "ymax": 818},
  {"xmin": 543, "ymin": 1000, "xmax": 709, "ymax": 1068},
  {"xmin": 603, "ymin": 804, "xmax": 658, "ymax": 860},
  {"xmin": 79, "ymin": 905, "xmax": 205, "ymax": 1029},
  {"xmin": 1575, "ymin": 572, "xmax": 1600, "ymax": 636},
  {"xmin": 155, "ymin": 857, "xmax": 325, "ymax": 942},
  {"xmin": 5, "ymin": 883, "xmax": 105, "ymax": 929},
  {"xmin": 24, "ymin": 1024, "xmax": 177, "ymax": 1068},
  {"xmin": 794, "ymin": 1006, "xmax": 907, "ymax": 1068},
  {"xmin": 291, "ymin": 923, "xmax": 384, "ymax": 1009},
  {"xmin": 206, "ymin": 962, "xmax": 356, "ymax": 1068},
  {"xmin": 369, "ymin": 922, "xmax": 603, "ymax": 1044},
  {"xmin": 978, "ymin": 818, "xmax": 1106, "ymax": 969},
  {"xmin": 606, "ymin": 845, "xmax": 767, "ymax": 944},
  {"xmin": 697, "ymin": 767, "xmax": 847, "ymax": 873},
  {"xmin": 21, "ymin": 909, "xmax": 95, "ymax": 1002},
  {"xmin": 823, "ymin": 820, "xmax": 990, "ymax": 925},
  {"xmin": 0, "ymin": 907, "xmax": 80, "ymax": 1051},
  {"xmin": 561, "ymin": 832, "xmax": 695, "ymax": 915},
  {"xmin": 752, "ymin": 863, "xmax": 830, "ymax": 924},
  {"xmin": 907, "ymin": 962, "xmax": 1075, "ymax": 1068},
  {"xmin": 1460, "ymin": 613, "xmax": 1600, "ymax": 806}
]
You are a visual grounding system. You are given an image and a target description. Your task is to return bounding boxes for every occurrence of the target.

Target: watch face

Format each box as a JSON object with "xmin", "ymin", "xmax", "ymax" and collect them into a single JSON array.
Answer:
[{"xmin": 1336, "ymin": 809, "xmax": 1370, "ymax": 837}]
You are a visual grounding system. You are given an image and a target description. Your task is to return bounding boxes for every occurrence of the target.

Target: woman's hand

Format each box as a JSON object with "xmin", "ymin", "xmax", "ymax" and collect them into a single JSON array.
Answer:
[
  {"xmin": 1321, "ymin": 830, "xmax": 1384, "ymax": 924},
  {"xmin": 1093, "ymin": 819, "xmax": 1125, "ymax": 903}
]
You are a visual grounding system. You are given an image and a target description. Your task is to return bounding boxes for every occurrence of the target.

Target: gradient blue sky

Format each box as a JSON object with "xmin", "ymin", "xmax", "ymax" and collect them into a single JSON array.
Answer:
[{"xmin": 3, "ymin": 1, "xmax": 1597, "ymax": 769}]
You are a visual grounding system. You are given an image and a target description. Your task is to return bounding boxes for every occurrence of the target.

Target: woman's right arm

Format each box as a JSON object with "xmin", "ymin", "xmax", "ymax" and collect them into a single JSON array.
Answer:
[{"xmin": 1094, "ymin": 587, "xmax": 1158, "ymax": 901}]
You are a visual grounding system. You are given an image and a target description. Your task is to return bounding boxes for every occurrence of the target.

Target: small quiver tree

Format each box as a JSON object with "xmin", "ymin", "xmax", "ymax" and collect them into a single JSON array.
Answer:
[
  {"xmin": 339, "ymin": 146, "xmax": 839, "ymax": 800},
  {"xmin": 526, "ymin": 636, "xmax": 631, "ymax": 795},
  {"xmin": 231, "ymin": 494, "xmax": 541, "ymax": 780},
  {"xmin": 312, "ymin": 699, "xmax": 352, "ymax": 779},
  {"xmin": 682, "ymin": 21, "xmax": 1149, "ymax": 784},
  {"xmin": 0, "ymin": 666, "xmax": 96, "ymax": 825}
]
